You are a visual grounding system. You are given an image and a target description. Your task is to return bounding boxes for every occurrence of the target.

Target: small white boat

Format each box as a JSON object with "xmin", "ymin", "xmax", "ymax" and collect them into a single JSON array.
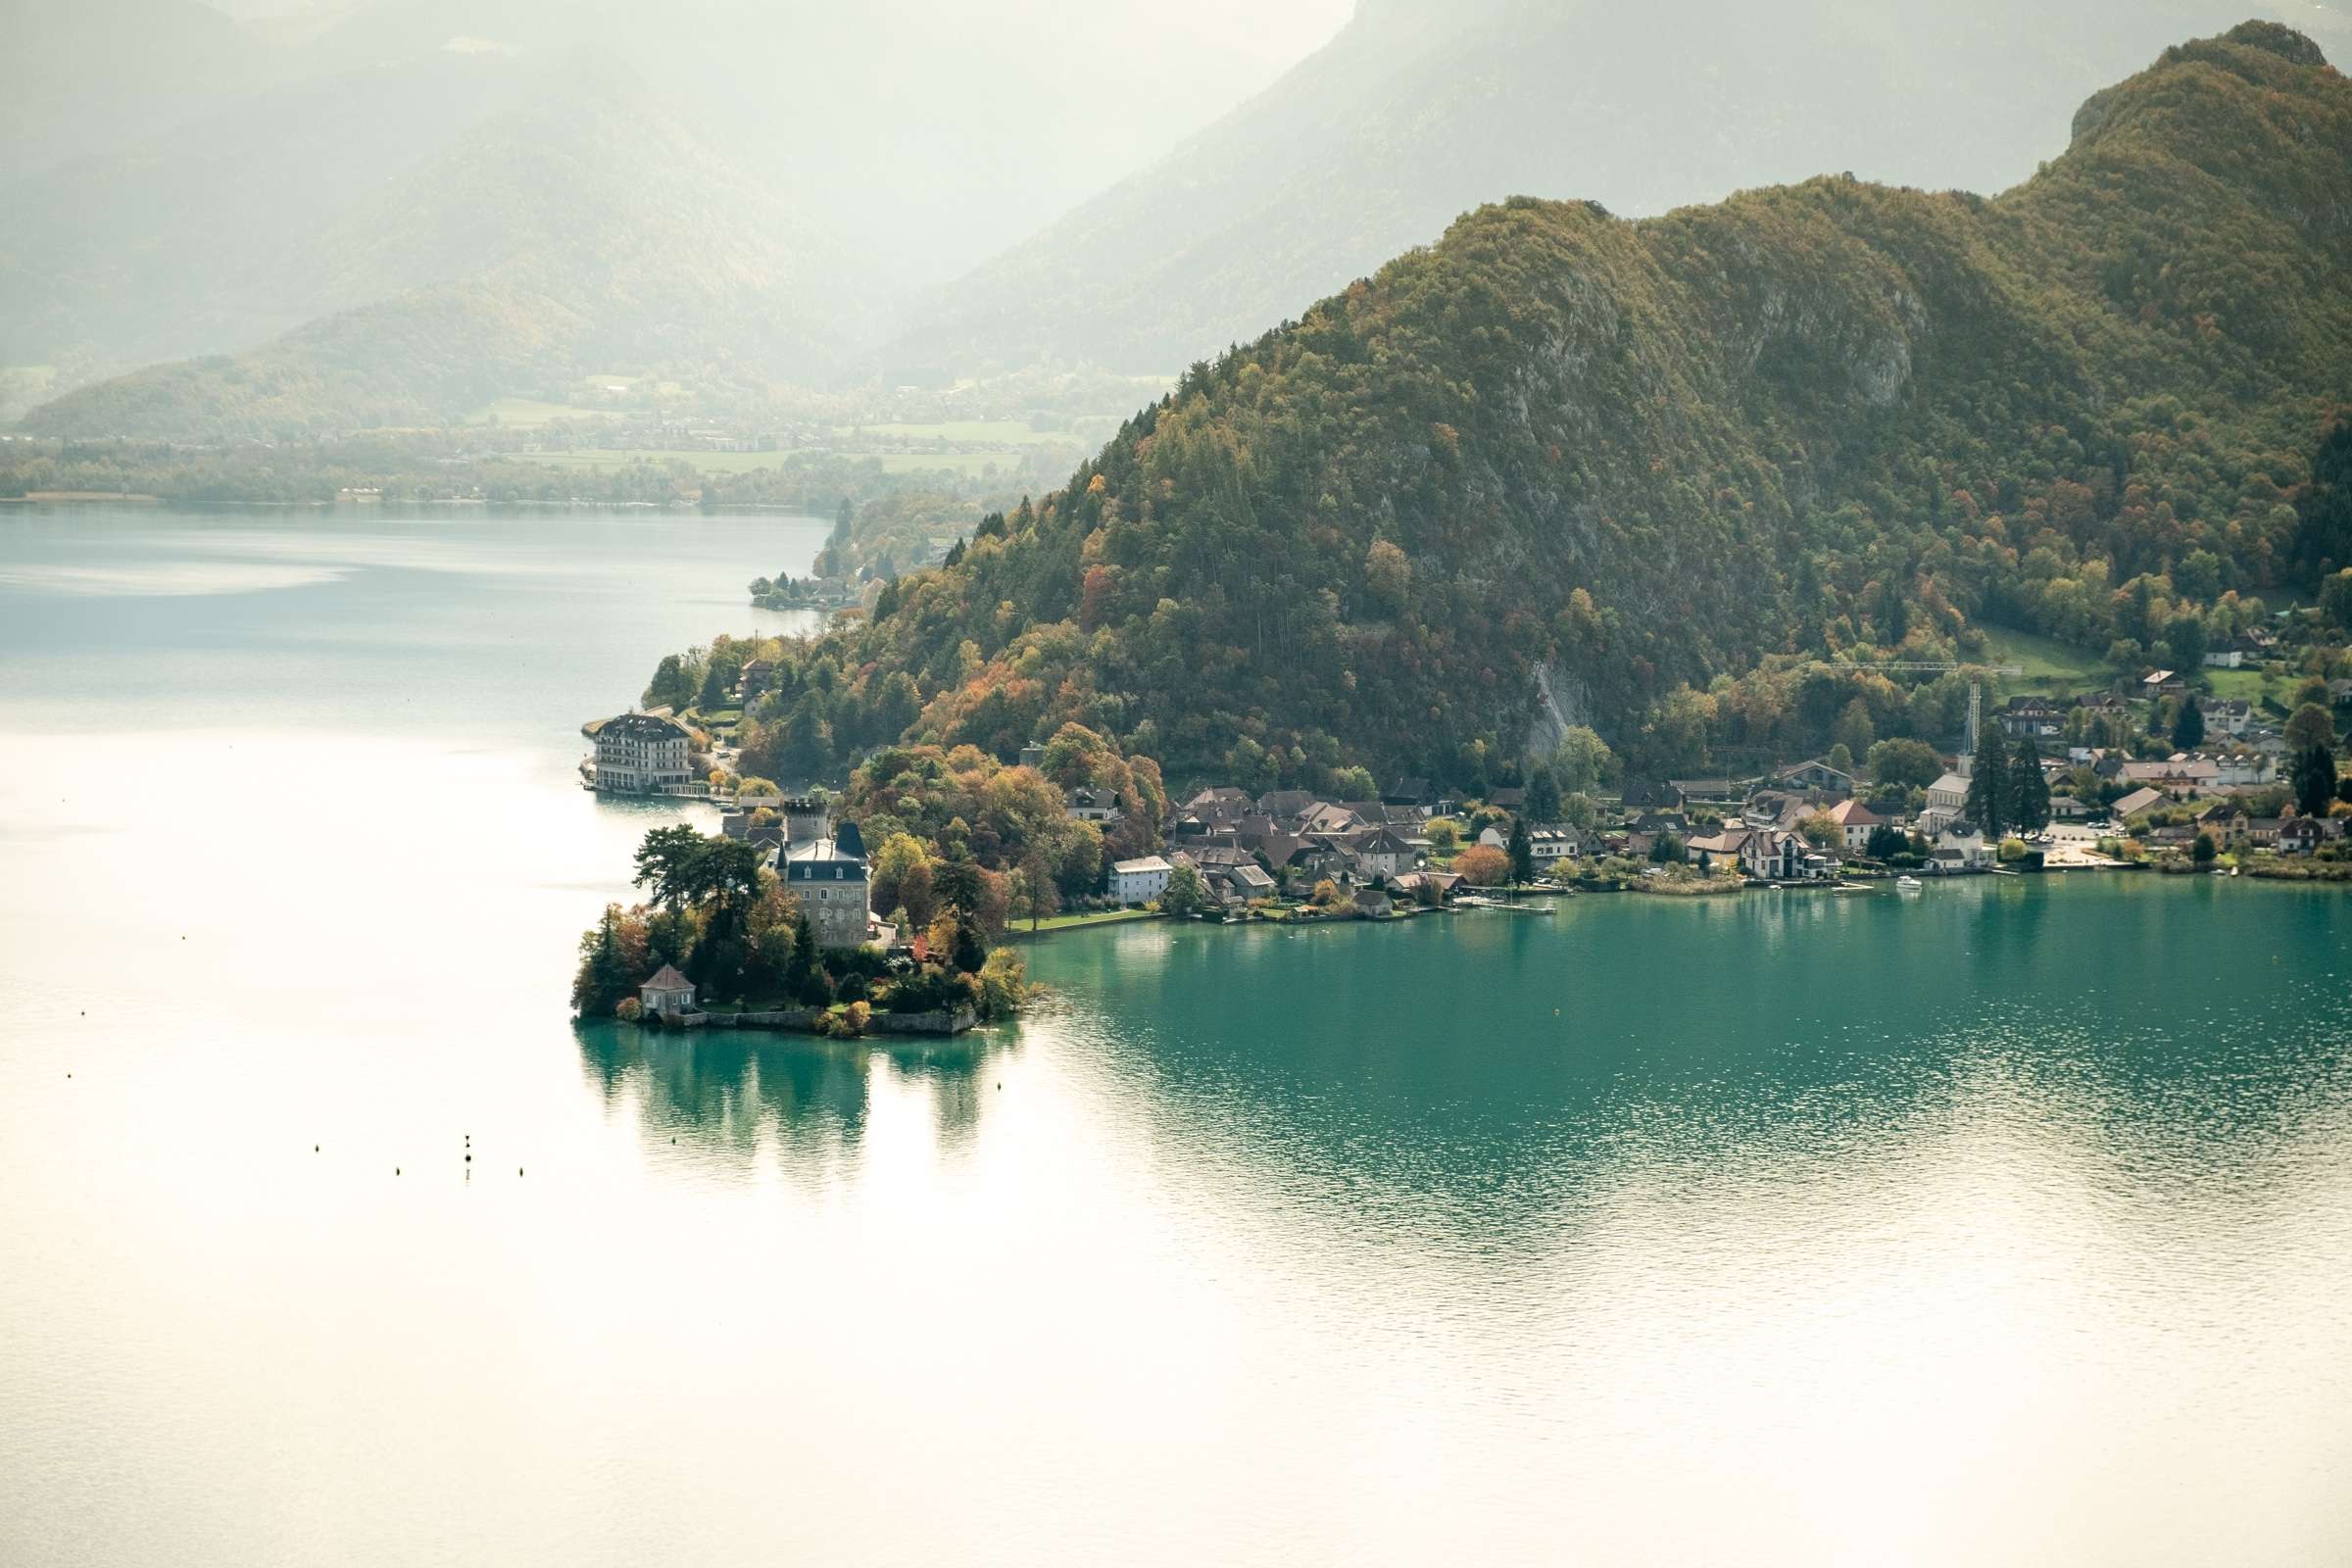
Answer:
[{"xmin": 1894, "ymin": 875, "xmax": 1924, "ymax": 892}]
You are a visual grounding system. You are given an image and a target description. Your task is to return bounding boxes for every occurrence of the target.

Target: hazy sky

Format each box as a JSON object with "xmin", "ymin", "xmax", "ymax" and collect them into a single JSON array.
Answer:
[{"xmin": 199, "ymin": 0, "xmax": 1361, "ymax": 71}]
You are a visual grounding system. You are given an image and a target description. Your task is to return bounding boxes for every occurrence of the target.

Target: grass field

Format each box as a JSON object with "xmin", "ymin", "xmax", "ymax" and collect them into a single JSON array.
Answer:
[
  {"xmin": 832, "ymin": 419, "xmax": 1073, "ymax": 446},
  {"xmin": 2203, "ymin": 666, "xmax": 2290, "ymax": 709},
  {"xmin": 495, "ymin": 448, "xmax": 792, "ymax": 473},
  {"xmin": 1978, "ymin": 627, "xmax": 2112, "ymax": 691},
  {"xmin": 470, "ymin": 398, "xmax": 624, "ymax": 428}
]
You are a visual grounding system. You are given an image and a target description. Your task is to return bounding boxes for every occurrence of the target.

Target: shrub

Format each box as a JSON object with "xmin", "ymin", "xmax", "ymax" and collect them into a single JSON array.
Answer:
[
  {"xmin": 843, "ymin": 1001, "xmax": 871, "ymax": 1036},
  {"xmin": 614, "ymin": 998, "xmax": 642, "ymax": 1022}
]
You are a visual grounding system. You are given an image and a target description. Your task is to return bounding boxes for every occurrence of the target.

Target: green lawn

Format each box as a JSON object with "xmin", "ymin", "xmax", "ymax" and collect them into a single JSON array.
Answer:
[
  {"xmin": 2202, "ymin": 666, "xmax": 2289, "ymax": 708},
  {"xmin": 1013, "ymin": 907, "xmax": 1162, "ymax": 935},
  {"xmin": 469, "ymin": 398, "xmax": 624, "ymax": 427},
  {"xmin": 1978, "ymin": 626, "xmax": 2112, "ymax": 692}
]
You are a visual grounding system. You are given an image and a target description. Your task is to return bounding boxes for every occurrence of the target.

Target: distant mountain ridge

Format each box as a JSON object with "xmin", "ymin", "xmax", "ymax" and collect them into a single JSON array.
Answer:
[
  {"xmin": 882, "ymin": 0, "xmax": 2352, "ymax": 380},
  {"xmin": 2, "ymin": 0, "xmax": 1330, "ymax": 427}
]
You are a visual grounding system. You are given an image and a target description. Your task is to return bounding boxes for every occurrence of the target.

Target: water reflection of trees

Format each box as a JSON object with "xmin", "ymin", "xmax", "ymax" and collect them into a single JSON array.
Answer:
[{"xmin": 576, "ymin": 1024, "xmax": 1004, "ymax": 1175}]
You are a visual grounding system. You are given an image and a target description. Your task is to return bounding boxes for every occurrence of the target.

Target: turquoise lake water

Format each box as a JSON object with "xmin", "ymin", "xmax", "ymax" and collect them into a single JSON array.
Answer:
[{"xmin": 2, "ymin": 508, "xmax": 2349, "ymax": 1565}]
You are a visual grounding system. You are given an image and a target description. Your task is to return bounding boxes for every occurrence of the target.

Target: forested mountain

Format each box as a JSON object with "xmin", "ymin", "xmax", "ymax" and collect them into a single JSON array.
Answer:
[
  {"xmin": 884, "ymin": 0, "xmax": 2352, "ymax": 380},
  {"xmin": 757, "ymin": 24, "xmax": 2352, "ymax": 785},
  {"xmin": 4, "ymin": 0, "xmax": 1337, "ymax": 427}
]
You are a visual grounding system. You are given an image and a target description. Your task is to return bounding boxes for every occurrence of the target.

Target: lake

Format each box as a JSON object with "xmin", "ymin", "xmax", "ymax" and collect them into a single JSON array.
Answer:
[{"xmin": 3, "ymin": 508, "xmax": 2349, "ymax": 1566}]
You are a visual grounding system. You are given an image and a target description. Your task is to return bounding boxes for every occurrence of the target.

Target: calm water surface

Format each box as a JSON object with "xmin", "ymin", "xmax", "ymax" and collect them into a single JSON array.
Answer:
[{"xmin": 3, "ymin": 508, "xmax": 2350, "ymax": 1566}]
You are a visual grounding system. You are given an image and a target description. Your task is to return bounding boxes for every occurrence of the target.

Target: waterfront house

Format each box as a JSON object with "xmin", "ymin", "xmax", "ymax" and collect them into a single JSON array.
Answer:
[
  {"xmin": 2247, "ymin": 817, "xmax": 2287, "ymax": 849},
  {"xmin": 1391, "ymin": 870, "xmax": 1460, "ymax": 904},
  {"xmin": 2278, "ymin": 816, "xmax": 2335, "ymax": 856},
  {"xmin": 1109, "ymin": 856, "xmax": 1175, "ymax": 906},
  {"xmin": 1936, "ymin": 821, "xmax": 1991, "ymax": 870},
  {"xmin": 1352, "ymin": 886, "xmax": 1396, "ymax": 919},
  {"xmin": 784, "ymin": 822, "xmax": 871, "ymax": 951},
  {"xmin": 1211, "ymin": 861, "xmax": 1277, "ymax": 904},
  {"xmin": 588, "ymin": 710, "xmax": 699, "ymax": 796},
  {"xmin": 1740, "ymin": 830, "xmax": 1805, "ymax": 882},
  {"xmin": 640, "ymin": 964, "xmax": 697, "ymax": 1018}
]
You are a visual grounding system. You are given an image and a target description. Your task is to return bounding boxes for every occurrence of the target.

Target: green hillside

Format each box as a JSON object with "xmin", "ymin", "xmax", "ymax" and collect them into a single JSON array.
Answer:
[{"xmin": 732, "ymin": 24, "xmax": 2352, "ymax": 783}]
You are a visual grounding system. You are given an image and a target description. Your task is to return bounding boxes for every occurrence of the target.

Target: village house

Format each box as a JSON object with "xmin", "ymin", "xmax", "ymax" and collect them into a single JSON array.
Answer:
[
  {"xmin": 1998, "ymin": 696, "xmax": 2066, "ymax": 741},
  {"xmin": 2198, "ymin": 697, "xmax": 2253, "ymax": 737},
  {"xmin": 1529, "ymin": 826, "xmax": 1582, "ymax": 867},
  {"xmin": 588, "ymin": 710, "xmax": 699, "ymax": 796},
  {"xmin": 2111, "ymin": 786, "xmax": 2166, "ymax": 820},
  {"xmin": 1352, "ymin": 886, "xmax": 1396, "ymax": 919},
  {"xmin": 2142, "ymin": 668, "xmax": 2187, "ymax": 697},
  {"xmin": 1826, "ymin": 797, "xmax": 1885, "ymax": 856},
  {"xmin": 1349, "ymin": 826, "xmax": 1417, "ymax": 881},
  {"xmin": 784, "ymin": 821, "xmax": 871, "ymax": 951},
  {"xmin": 2278, "ymin": 816, "xmax": 2338, "ymax": 856},
  {"xmin": 1931, "ymin": 821, "xmax": 1991, "ymax": 873},
  {"xmin": 1781, "ymin": 759, "xmax": 1857, "ymax": 796},
  {"xmin": 1211, "ymin": 860, "xmax": 1278, "ymax": 904},
  {"xmin": 1109, "ymin": 855, "xmax": 1175, "ymax": 906},
  {"xmin": 1065, "ymin": 785, "xmax": 1123, "ymax": 823},
  {"xmin": 1738, "ymin": 829, "xmax": 1818, "ymax": 882},
  {"xmin": 735, "ymin": 659, "xmax": 777, "ymax": 704},
  {"xmin": 1390, "ymin": 870, "xmax": 1458, "ymax": 905},
  {"xmin": 2246, "ymin": 817, "xmax": 2287, "ymax": 850},
  {"xmin": 639, "ymin": 964, "xmax": 698, "ymax": 1018}
]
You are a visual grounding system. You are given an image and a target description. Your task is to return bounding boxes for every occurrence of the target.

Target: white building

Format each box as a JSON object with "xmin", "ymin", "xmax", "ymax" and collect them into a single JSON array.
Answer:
[
  {"xmin": 1921, "ymin": 770, "xmax": 1970, "ymax": 833},
  {"xmin": 785, "ymin": 821, "xmax": 871, "ymax": 951},
  {"xmin": 589, "ymin": 711, "xmax": 698, "ymax": 795},
  {"xmin": 1065, "ymin": 786, "xmax": 1123, "ymax": 823},
  {"xmin": 1109, "ymin": 856, "xmax": 1174, "ymax": 906}
]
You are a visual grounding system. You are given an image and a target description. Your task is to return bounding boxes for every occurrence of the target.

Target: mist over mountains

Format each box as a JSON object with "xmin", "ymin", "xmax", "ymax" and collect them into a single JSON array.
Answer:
[{"xmin": 8, "ymin": 0, "xmax": 2348, "ymax": 436}]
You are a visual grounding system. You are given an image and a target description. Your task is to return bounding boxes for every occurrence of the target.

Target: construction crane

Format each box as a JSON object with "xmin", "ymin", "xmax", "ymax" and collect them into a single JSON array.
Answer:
[{"xmin": 1801, "ymin": 659, "xmax": 2026, "ymax": 765}]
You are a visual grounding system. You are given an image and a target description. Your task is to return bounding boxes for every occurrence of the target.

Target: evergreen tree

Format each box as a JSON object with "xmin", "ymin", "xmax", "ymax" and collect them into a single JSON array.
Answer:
[
  {"xmin": 1524, "ymin": 764, "xmax": 1562, "ymax": 825},
  {"xmin": 2171, "ymin": 696, "xmax": 2206, "ymax": 751},
  {"xmin": 1506, "ymin": 814, "xmax": 1535, "ymax": 889},
  {"xmin": 1964, "ymin": 727, "xmax": 2011, "ymax": 837},
  {"xmin": 2292, "ymin": 744, "xmax": 2339, "ymax": 818},
  {"xmin": 2009, "ymin": 736, "xmax": 2051, "ymax": 833},
  {"xmin": 784, "ymin": 907, "xmax": 827, "ymax": 1004}
]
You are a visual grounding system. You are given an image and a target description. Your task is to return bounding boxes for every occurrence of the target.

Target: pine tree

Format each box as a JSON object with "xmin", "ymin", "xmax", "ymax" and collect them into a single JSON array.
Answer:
[
  {"xmin": 1524, "ymin": 764, "xmax": 1562, "ymax": 825},
  {"xmin": 2009, "ymin": 736, "xmax": 2051, "ymax": 833},
  {"xmin": 2292, "ymin": 744, "xmax": 2338, "ymax": 818},
  {"xmin": 1964, "ymin": 727, "xmax": 2011, "ymax": 837},
  {"xmin": 1506, "ymin": 814, "xmax": 1535, "ymax": 889},
  {"xmin": 2172, "ymin": 698, "xmax": 2205, "ymax": 751}
]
